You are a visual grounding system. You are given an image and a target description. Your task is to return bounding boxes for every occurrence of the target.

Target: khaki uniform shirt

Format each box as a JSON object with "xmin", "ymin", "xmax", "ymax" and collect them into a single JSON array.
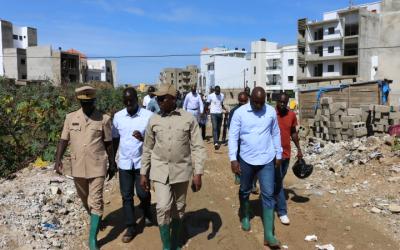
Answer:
[
  {"xmin": 140, "ymin": 109, "xmax": 206, "ymax": 184},
  {"xmin": 61, "ymin": 108, "xmax": 112, "ymax": 178}
]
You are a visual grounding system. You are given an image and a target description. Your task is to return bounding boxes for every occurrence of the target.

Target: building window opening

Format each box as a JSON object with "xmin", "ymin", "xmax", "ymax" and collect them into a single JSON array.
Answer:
[{"xmin": 328, "ymin": 64, "xmax": 335, "ymax": 72}]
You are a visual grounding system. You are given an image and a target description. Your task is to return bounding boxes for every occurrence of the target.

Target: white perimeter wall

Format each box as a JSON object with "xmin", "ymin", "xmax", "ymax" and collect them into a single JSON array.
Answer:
[{"xmin": 214, "ymin": 56, "xmax": 249, "ymax": 89}]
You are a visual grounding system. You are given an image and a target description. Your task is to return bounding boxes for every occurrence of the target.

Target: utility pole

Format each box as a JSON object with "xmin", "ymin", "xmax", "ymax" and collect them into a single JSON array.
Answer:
[{"xmin": 349, "ymin": 0, "xmax": 354, "ymax": 8}]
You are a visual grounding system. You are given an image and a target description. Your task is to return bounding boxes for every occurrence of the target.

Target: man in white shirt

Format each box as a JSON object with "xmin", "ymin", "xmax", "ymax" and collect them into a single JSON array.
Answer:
[
  {"xmin": 207, "ymin": 85, "xmax": 225, "ymax": 150},
  {"xmin": 183, "ymin": 85, "xmax": 204, "ymax": 122},
  {"xmin": 142, "ymin": 86, "xmax": 155, "ymax": 108},
  {"xmin": 112, "ymin": 87, "xmax": 154, "ymax": 243}
]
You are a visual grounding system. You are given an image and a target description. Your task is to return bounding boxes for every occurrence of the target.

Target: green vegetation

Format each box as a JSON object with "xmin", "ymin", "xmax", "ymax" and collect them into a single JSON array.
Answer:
[{"xmin": 0, "ymin": 81, "xmax": 126, "ymax": 177}]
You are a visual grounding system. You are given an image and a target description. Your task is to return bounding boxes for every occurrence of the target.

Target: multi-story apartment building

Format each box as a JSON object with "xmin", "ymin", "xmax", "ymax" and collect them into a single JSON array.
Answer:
[
  {"xmin": 87, "ymin": 59, "xmax": 118, "ymax": 87},
  {"xmin": 297, "ymin": 2, "xmax": 381, "ymax": 86},
  {"xmin": 0, "ymin": 19, "xmax": 37, "ymax": 79},
  {"xmin": 159, "ymin": 65, "xmax": 199, "ymax": 91},
  {"xmin": 198, "ymin": 46, "xmax": 250, "ymax": 94},
  {"xmin": 251, "ymin": 38, "xmax": 297, "ymax": 100}
]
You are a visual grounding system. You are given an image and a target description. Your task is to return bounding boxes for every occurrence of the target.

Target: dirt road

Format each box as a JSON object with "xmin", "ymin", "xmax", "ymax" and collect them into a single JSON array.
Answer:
[{"xmin": 94, "ymin": 139, "xmax": 399, "ymax": 250}]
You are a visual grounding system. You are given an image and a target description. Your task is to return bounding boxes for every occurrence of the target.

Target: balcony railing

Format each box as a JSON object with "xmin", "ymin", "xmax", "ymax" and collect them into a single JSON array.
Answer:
[{"xmin": 266, "ymin": 66, "xmax": 281, "ymax": 70}]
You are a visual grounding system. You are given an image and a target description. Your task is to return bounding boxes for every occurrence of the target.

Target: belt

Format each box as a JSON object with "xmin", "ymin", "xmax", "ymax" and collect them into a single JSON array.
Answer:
[{"xmin": 189, "ymin": 108, "xmax": 199, "ymax": 110}]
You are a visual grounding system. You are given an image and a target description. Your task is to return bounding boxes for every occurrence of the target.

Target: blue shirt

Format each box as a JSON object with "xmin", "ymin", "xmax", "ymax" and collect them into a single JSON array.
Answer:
[
  {"xmin": 146, "ymin": 98, "xmax": 160, "ymax": 113},
  {"xmin": 112, "ymin": 107, "xmax": 153, "ymax": 170},
  {"xmin": 228, "ymin": 103, "xmax": 282, "ymax": 165}
]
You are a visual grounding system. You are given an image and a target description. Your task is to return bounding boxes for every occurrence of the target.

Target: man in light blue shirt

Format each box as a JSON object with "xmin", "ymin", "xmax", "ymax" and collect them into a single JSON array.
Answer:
[
  {"xmin": 228, "ymin": 87, "xmax": 282, "ymax": 249},
  {"xmin": 112, "ymin": 87, "xmax": 154, "ymax": 243}
]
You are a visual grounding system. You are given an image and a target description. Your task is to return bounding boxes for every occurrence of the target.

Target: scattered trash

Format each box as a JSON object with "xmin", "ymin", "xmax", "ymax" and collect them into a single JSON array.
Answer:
[
  {"xmin": 33, "ymin": 157, "xmax": 50, "ymax": 168},
  {"xmin": 316, "ymin": 244, "xmax": 335, "ymax": 250},
  {"xmin": 41, "ymin": 223, "xmax": 59, "ymax": 230},
  {"xmin": 282, "ymin": 245, "xmax": 289, "ymax": 249},
  {"xmin": 305, "ymin": 235, "xmax": 318, "ymax": 241}
]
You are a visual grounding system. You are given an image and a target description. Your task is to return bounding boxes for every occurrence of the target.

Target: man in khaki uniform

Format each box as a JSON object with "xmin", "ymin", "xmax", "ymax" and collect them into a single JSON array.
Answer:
[
  {"xmin": 140, "ymin": 84, "xmax": 206, "ymax": 250},
  {"xmin": 54, "ymin": 86, "xmax": 116, "ymax": 250}
]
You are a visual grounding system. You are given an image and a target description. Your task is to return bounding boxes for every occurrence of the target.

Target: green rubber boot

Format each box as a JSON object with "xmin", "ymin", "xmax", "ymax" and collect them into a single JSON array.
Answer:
[
  {"xmin": 159, "ymin": 224, "xmax": 171, "ymax": 250},
  {"xmin": 234, "ymin": 174, "xmax": 241, "ymax": 185},
  {"xmin": 89, "ymin": 214, "xmax": 101, "ymax": 250},
  {"xmin": 171, "ymin": 218, "xmax": 183, "ymax": 250},
  {"xmin": 262, "ymin": 208, "xmax": 281, "ymax": 248},
  {"xmin": 240, "ymin": 199, "xmax": 251, "ymax": 231}
]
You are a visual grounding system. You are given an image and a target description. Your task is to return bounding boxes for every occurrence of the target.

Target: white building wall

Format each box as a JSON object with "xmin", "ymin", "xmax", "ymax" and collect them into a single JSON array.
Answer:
[
  {"xmin": 214, "ymin": 56, "xmax": 249, "ymax": 89},
  {"xmin": 323, "ymin": 61, "xmax": 342, "ymax": 77},
  {"xmin": 87, "ymin": 59, "xmax": 106, "ymax": 81},
  {"xmin": 281, "ymin": 45, "xmax": 297, "ymax": 90},
  {"xmin": 12, "ymin": 26, "xmax": 30, "ymax": 49},
  {"xmin": 323, "ymin": 22, "xmax": 342, "ymax": 39},
  {"xmin": 323, "ymin": 41, "xmax": 342, "ymax": 57}
]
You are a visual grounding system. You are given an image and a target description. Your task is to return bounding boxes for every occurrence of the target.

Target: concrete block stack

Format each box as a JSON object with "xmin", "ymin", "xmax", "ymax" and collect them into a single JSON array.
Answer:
[{"xmin": 309, "ymin": 99, "xmax": 399, "ymax": 142}]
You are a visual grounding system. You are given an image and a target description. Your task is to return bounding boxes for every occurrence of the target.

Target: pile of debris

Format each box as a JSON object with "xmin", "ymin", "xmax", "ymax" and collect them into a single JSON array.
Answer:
[
  {"xmin": 0, "ymin": 165, "xmax": 90, "ymax": 249},
  {"xmin": 303, "ymin": 135, "xmax": 398, "ymax": 175},
  {"xmin": 307, "ymin": 97, "xmax": 399, "ymax": 142}
]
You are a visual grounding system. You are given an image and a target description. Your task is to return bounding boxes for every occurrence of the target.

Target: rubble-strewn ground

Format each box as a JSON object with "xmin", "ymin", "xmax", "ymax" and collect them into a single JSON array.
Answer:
[{"xmin": 0, "ymin": 133, "xmax": 399, "ymax": 249}]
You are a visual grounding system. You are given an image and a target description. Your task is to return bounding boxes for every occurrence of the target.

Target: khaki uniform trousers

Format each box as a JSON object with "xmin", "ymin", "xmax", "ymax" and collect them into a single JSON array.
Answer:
[
  {"xmin": 74, "ymin": 177, "xmax": 105, "ymax": 216},
  {"xmin": 153, "ymin": 181, "xmax": 189, "ymax": 225}
]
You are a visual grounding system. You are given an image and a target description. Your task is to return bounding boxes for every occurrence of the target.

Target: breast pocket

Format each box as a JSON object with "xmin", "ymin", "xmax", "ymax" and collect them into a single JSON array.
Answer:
[
  {"xmin": 89, "ymin": 124, "xmax": 103, "ymax": 138},
  {"xmin": 69, "ymin": 123, "xmax": 81, "ymax": 133},
  {"xmin": 175, "ymin": 125, "xmax": 190, "ymax": 142}
]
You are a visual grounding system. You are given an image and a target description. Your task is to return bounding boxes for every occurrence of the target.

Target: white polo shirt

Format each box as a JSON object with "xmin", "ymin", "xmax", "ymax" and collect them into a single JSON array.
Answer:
[
  {"xmin": 112, "ymin": 107, "xmax": 153, "ymax": 170},
  {"xmin": 142, "ymin": 95, "xmax": 151, "ymax": 107}
]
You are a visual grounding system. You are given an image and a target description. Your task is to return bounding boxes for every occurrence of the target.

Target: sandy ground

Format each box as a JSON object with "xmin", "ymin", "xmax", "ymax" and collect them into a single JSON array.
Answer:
[{"xmin": 90, "ymin": 137, "xmax": 399, "ymax": 250}]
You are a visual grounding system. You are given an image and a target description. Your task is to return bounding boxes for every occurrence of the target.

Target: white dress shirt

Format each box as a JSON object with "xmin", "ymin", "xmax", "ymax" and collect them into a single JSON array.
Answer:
[
  {"xmin": 112, "ymin": 107, "xmax": 153, "ymax": 170},
  {"xmin": 183, "ymin": 92, "xmax": 204, "ymax": 113},
  {"xmin": 207, "ymin": 93, "xmax": 224, "ymax": 114},
  {"xmin": 142, "ymin": 95, "xmax": 151, "ymax": 107}
]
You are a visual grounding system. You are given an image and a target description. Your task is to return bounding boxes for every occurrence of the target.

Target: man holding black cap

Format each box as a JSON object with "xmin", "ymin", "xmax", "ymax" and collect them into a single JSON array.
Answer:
[
  {"xmin": 140, "ymin": 84, "xmax": 206, "ymax": 250},
  {"xmin": 54, "ymin": 86, "xmax": 116, "ymax": 250}
]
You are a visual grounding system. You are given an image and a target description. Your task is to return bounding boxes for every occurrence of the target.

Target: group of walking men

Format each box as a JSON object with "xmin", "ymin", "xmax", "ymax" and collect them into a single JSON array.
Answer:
[{"xmin": 55, "ymin": 83, "xmax": 302, "ymax": 250}]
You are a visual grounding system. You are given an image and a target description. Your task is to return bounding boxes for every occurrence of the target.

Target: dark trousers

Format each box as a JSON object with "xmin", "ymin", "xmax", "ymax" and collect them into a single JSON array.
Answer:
[
  {"xmin": 199, "ymin": 123, "xmax": 206, "ymax": 140},
  {"xmin": 119, "ymin": 168, "xmax": 151, "ymax": 227},
  {"xmin": 275, "ymin": 159, "xmax": 290, "ymax": 216},
  {"xmin": 211, "ymin": 113, "xmax": 223, "ymax": 144}
]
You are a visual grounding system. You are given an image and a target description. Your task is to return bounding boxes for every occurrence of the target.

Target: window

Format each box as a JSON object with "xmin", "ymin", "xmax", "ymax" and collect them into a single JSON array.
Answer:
[
  {"xmin": 288, "ymin": 76, "xmax": 293, "ymax": 82},
  {"xmin": 13, "ymin": 34, "xmax": 18, "ymax": 40},
  {"xmin": 328, "ymin": 64, "xmax": 335, "ymax": 72},
  {"xmin": 328, "ymin": 27, "xmax": 335, "ymax": 35},
  {"xmin": 253, "ymin": 81, "xmax": 256, "ymax": 87},
  {"xmin": 107, "ymin": 67, "xmax": 110, "ymax": 73},
  {"xmin": 288, "ymin": 59, "xmax": 294, "ymax": 66},
  {"xmin": 23, "ymin": 36, "xmax": 26, "ymax": 38},
  {"xmin": 20, "ymin": 58, "xmax": 26, "ymax": 65},
  {"xmin": 171, "ymin": 80, "xmax": 174, "ymax": 84},
  {"xmin": 254, "ymin": 53, "xmax": 256, "ymax": 59},
  {"xmin": 171, "ymin": 73, "xmax": 173, "ymax": 77},
  {"xmin": 328, "ymin": 46, "xmax": 334, "ymax": 53},
  {"xmin": 19, "ymin": 36, "xmax": 23, "ymax": 40},
  {"xmin": 253, "ymin": 66, "xmax": 256, "ymax": 75},
  {"xmin": 21, "ymin": 74, "xmax": 27, "ymax": 79}
]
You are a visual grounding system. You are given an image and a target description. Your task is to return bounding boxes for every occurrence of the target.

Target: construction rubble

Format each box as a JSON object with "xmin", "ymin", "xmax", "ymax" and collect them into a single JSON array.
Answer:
[
  {"xmin": 307, "ymin": 97, "xmax": 400, "ymax": 142},
  {"xmin": 0, "ymin": 164, "xmax": 102, "ymax": 249}
]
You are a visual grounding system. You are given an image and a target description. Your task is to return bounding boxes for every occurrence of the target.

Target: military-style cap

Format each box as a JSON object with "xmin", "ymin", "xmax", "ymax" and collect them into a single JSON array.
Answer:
[
  {"xmin": 153, "ymin": 84, "xmax": 176, "ymax": 97},
  {"xmin": 75, "ymin": 86, "xmax": 96, "ymax": 100}
]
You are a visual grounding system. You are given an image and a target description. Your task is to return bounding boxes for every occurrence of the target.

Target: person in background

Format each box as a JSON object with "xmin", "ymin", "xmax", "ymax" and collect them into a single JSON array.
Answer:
[
  {"xmin": 227, "ymin": 92, "xmax": 248, "ymax": 185},
  {"xmin": 140, "ymin": 84, "xmax": 206, "ymax": 250},
  {"xmin": 275, "ymin": 92, "xmax": 303, "ymax": 225},
  {"xmin": 228, "ymin": 87, "xmax": 282, "ymax": 249},
  {"xmin": 146, "ymin": 96, "xmax": 160, "ymax": 113},
  {"xmin": 142, "ymin": 86, "xmax": 156, "ymax": 109},
  {"xmin": 198, "ymin": 93, "xmax": 208, "ymax": 140},
  {"xmin": 176, "ymin": 90, "xmax": 183, "ymax": 109},
  {"xmin": 112, "ymin": 87, "xmax": 154, "ymax": 243},
  {"xmin": 183, "ymin": 85, "xmax": 204, "ymax": 123},
  {"xmin": 206, "ymin": 85, "xmax": 225, "ymax": 150},
  {"xmin": 244, "ymin": 86, "xmax": 251, "ymax": 97},
  {"xmin": 54, "ymin": 86, "xmax": 116, "ymax": 250}
]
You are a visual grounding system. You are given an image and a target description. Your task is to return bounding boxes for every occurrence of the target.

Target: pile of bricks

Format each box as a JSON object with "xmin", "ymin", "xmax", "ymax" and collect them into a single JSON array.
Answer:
[{"xmin": 308, "ymin": 97, "xmax": 399, "ymax": 142}]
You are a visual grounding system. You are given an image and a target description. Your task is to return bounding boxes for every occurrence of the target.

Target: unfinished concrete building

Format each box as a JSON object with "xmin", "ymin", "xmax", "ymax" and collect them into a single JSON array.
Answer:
[
  {"xmin": 0, "ymin": 19, "xmax": 37, "ymax": 80},
  {"xmin": 26, "ymin": 46, "xmax": 80, "ymax": 86},
  {"xmin": 297, "ymin": 2, "xmax": 381, "ymax": 86},
  {"xmin": 159, "ymin": 65, "xmax": 199, "ymax": 91},
  {"xmin": 297, "ymin": 0, "xmax": 400, "ymax": 107}
]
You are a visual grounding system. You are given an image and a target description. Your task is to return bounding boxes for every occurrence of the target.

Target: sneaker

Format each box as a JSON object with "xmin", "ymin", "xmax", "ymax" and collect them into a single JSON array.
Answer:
[
  {"xmin": 122, "ymin": 226, "xmax": 137, "ymax": 243},
  {"xmin": 214, "ymin": 143, "xmax": 220, "ymax": 150},
  {"xmin": 279, "ymin": 215, "xmax": 290, "ymax": 225}
]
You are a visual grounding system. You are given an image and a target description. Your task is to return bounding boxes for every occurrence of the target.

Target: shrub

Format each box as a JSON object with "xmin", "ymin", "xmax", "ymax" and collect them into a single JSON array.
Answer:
[{"xmin": 0, "ymin": 81, "xmax": 126, "ymax": 177}]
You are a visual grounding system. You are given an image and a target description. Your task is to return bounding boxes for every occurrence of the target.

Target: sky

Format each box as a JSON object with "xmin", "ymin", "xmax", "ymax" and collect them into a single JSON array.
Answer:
[{"xmin": 1, "ymin": 0, "xmax": 375, "ymax": 84}]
